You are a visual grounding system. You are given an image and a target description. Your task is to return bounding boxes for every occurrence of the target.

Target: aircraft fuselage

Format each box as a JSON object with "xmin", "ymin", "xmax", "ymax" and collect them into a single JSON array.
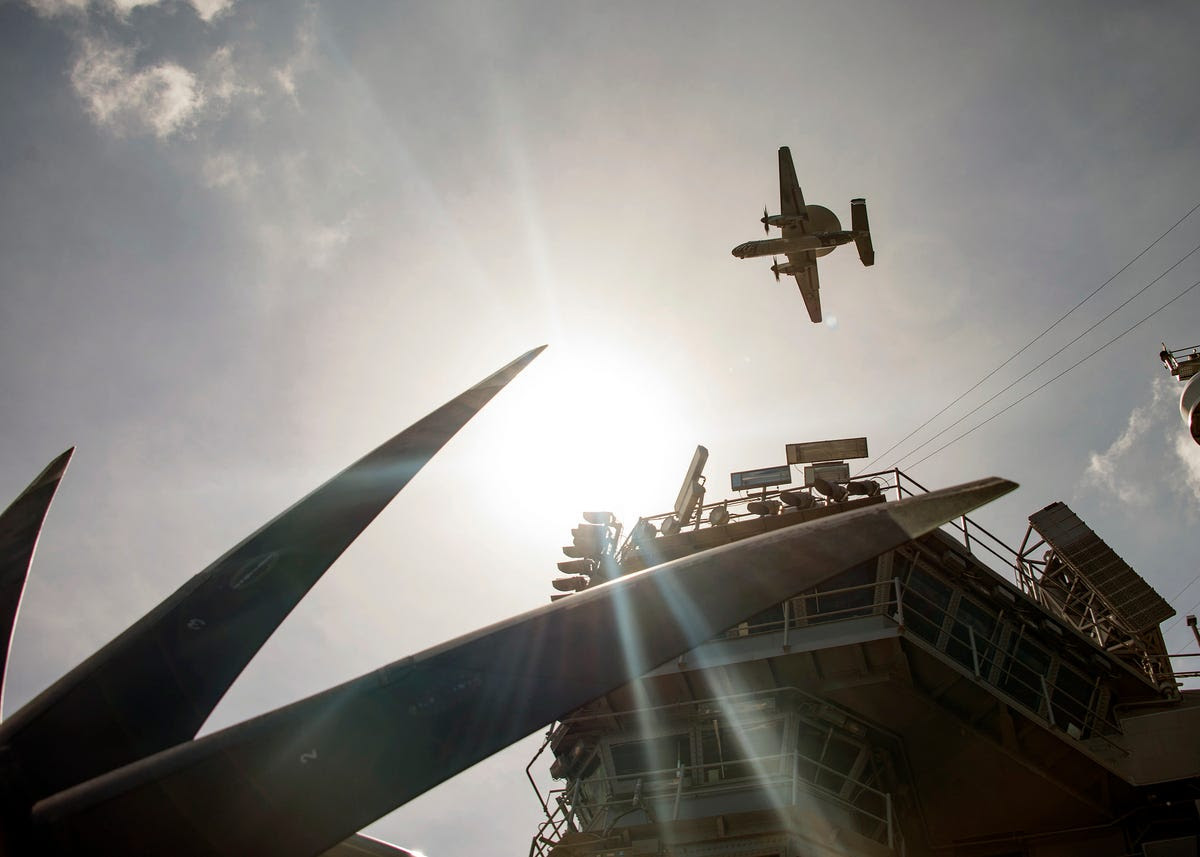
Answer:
[{"xmin": 731, "ymin": 231, "xmax": 854, "ymax": 260}]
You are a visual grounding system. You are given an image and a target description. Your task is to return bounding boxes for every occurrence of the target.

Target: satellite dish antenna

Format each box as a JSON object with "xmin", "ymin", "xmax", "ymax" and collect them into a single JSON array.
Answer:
[{"xmin": 673, "ymin": 445, "xmax": 708, "ymax": 528}]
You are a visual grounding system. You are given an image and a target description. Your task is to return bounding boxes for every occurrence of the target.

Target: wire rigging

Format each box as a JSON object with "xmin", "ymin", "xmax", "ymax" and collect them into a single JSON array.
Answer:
[
  {"xmin": 907, "ymin": 275, "xmax": 1200, "ymax": 469},
  {"xmin": 890, "ymin": 240, "xmax": 1200, "ymax": 468},
  {"xmin": 862, "ymin": 200, "xmax": 1200, "ymax": 472}
]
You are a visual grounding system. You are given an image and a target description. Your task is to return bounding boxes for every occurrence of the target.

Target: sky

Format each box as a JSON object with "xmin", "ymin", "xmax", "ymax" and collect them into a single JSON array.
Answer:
[{"xmin": 2, "ymin": 0, "xmax": 1200, "ymax": 852}]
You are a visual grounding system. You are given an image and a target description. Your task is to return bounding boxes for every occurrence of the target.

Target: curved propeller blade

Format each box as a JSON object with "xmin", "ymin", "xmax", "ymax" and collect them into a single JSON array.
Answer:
[
  {"xmin": 772, "ymin": 257, "xmax": 780, "ymax": 282},
  {"xmin": 32, "ymin": 477, "xmax": 1017, "ymax": 857},
  {"xmin": 762, "ymin": 206, "xmax": 770, "ymax": 234},
  {"xmin": 0, "ymin": 347, "xmax": 547, "ymax": 805}
]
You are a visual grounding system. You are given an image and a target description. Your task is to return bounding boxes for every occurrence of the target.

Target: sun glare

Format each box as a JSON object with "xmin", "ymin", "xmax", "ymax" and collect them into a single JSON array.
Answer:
[{"xmin": 473, "ymin": 340, "xmax": 692, "ymax": 528}]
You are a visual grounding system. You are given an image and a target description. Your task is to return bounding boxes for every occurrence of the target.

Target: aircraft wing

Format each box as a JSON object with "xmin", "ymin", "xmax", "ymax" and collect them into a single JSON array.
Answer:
[
  {"xmin": 778, "ymin": 146, "xmax": 807, "ymax": 234},
  {"xmin": 0, "ymin": 347, "xmax": 546, "ymax": 802},
  {"xmin": 788, "ymin": 251, "xmax": 822, "ymax": 323},
  {"xmin": 32, "ymin": 478, "xmax": 1016, "ymax": 857},
  {"xmin": 0, "ymin": 448, "xmax": 73, "ymax": 700}
]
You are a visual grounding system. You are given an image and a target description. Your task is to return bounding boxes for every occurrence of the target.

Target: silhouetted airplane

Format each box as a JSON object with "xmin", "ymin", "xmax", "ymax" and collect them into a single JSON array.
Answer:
[
  {"xmin": 732, "ymin": 146, "xmax": 875, "ymax": 323},
  {"xmin": 0, "ymin": 345, "xmax": 1011, "ymax": 856}
]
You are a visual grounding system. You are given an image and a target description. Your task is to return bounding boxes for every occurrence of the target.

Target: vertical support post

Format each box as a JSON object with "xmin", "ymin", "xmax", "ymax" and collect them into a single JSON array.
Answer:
[
  {"xmin": 961, "ymin": 516, "xmax": 972, "ymax": 552},
  {"xmin": 1040, "ymin": 675, "xmax": 1057, "ymax": 727},
  {"xmin": 791, "ymin": 751, "xmax": 799, "ymax": 806},
  {"xmin": 885, "ymin": 791, "xmax": 894, "ymax": 851},
  {"xmin": 782, "ymin": 599, "xmax": 791, "ymax": 650},
  {"xmin": 969, "ymin": 625, "xmax": 981, "ymax": 678},
  {"xmin": 893, "ymin": 577, "xmax": 905, "ymax": 629}
]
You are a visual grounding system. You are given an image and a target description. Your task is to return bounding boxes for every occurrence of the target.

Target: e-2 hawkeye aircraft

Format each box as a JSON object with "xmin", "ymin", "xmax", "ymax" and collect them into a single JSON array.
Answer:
[{"xmin": 732, "ymin": 146, "xmax": 875, "ymax": 323}]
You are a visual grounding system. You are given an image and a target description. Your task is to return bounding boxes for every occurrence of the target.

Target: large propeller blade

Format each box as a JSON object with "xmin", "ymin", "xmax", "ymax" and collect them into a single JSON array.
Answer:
[
  {"xmin": 772, "ymin": 257, "xmax": 781, "ymax": 282},
  {"xmin": 762, "ymin": 206, "xmax": 770, "ymax": 234}
]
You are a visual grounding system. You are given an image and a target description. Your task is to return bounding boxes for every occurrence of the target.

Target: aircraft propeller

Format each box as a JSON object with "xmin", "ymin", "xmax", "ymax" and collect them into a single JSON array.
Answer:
[
  {"xmin": 762, "ymin": 206, "xmax": 770, "ymax": 234},
  {"xmin": 772, "ymin": 257, "xmax": 780, "ymax": 282}
]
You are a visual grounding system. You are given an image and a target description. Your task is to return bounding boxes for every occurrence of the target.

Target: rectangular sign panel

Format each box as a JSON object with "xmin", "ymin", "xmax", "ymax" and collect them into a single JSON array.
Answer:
[
  {"xmin": 803, "ymin": 462, "xmax": 850, "ymax": 487},
  {"xmin": 730, "ymin": 465, "xmax": 792, "ymax": 492},
  {"xmin": 786, "ymin": 437, "xmax": 869, "ymax": 465}
]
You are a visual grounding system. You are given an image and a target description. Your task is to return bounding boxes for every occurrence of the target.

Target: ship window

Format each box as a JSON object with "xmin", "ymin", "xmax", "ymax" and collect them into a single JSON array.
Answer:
[
  {"xmin": 946, "ymin": 596, "xmax": 998, "ymax": 673},
  {"xmin": 1000, "ymin": 633, "xmax": 1051, "ymax": 713},
  {"xmin": 609, "ymin": 734, "xmax": 690, "ymax": 786},
  {"xmin": 902, "ymin": 565, "xmax": 951, "ymax": 644},
  {"xmin": 699, "ymin": 717, "xmax": 785, "ymax": 782},
  {"xmin": 806, "ymin": 558, "xmax": 878, "ymax": 624},
  {"xmin": 1050, "ymin": 662, "xmax": 1095, "ymax": 737}
]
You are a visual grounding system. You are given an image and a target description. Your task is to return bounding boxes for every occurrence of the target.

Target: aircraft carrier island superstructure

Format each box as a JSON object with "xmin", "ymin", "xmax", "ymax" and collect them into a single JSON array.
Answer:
[{"xmin": 528, "ymin": 440, "xmax": 1200, "ymax": 857}]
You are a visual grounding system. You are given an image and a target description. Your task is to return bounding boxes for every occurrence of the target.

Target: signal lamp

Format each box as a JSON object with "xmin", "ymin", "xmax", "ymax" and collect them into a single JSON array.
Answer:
[
  {"xmin": 747, "ymin": 499, "xmax": 781, "ymax": 516},
  {"xmin": 779, "ymin": 490, "xmax": 815, "ymax": 509},
  {"xmin": 846, "ymin": 479, "xmax": 881, "ymax": 497},
  {"xmin": 660, "ymin": 515, "xmax": 681, "ymax": 536},
  {"xmin": 708, "ymin": 505, "xmax": 730, "ymax": 526},
  {"xmin": 557, "ymin": 558, "xmax": 594, "ymax": 576},
  {"xmin": 813, "ymin": 478, "xmax": 847, "ymax": 502},
  {"xmin": 630, "ymin": 519, "xmax": 658, "ymax": 544}
]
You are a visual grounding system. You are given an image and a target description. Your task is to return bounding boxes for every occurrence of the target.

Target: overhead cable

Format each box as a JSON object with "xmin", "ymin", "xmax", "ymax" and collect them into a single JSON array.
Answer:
[
  {"xmin": 862, "ymin": 200, "xmax": 1200, "ymax": 472},
  {"xmin": 906, "ymin": 276, "xmax": 1200, "ymax": 469},
  {"xmin": 890, "ymin": 240, "xmax": 1200, "ymax": 469}
]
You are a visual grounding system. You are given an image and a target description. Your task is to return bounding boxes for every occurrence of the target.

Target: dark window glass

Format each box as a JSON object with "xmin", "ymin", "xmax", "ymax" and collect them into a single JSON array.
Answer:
[
  {"xmin": 903, "ymin": 565, "xmax": 951, "ymax": 644},
  {"xmin": 1051, "ymin": 663, "xmax": 1095, "ymax": 737},
  {"xmin": 699, "ymin": 718, "xmax": 784, "ymax": 782},
  {"xmin": 946, "ymin": 596, "xmax": 998, "ymax": 673},
  {"xmin": 1000, "ymin": 634, "xmax": 1050, "ymax": 712},
  {"xmin": 610, "ymin": 734, "xmax": 690, "ymax": 786},
  {"xmin": 806, "ymin": 558, "xmax": 878, "ymax": 624}
]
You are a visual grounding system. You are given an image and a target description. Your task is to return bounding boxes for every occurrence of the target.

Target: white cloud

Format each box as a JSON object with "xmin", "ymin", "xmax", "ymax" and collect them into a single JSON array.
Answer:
[
  {"xmin": 1084, "ymin": 393, "xmax": 1156, "ymax": 506},
  {"xmin": 69, "ymin": 39, "xmax": 250, "ymax": 140},
  {"xmin": 201, "ymin": 150, "xmax": 258, "ymax": 189},
  {"xmin": 304, "ymin": 219, "xmax": 354, "ymax": 270},
  {"xmin": 24, "ymin": 0, "xmax": 87, "ymax": 15},
  {"xmin": 1081, "ymin": 376, "xmax": 1200, "ymax": 511},
  {"xmin": 25, "ymin": 0, "xmax": 234, "ymax": 21},
  {"xmin": 1173, "ymin": 433, "xmax": 1200, "ymax": 503},
  {"xmin": 189, "ymin": 0, "xmax": 233, "ymax": 22},
  {"xmin": 71, "ymin": 38, "xmax": 203, "ymax": 138}
]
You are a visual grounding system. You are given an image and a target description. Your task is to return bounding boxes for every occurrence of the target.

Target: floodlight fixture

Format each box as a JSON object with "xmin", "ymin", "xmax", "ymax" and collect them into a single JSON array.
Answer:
[
  {"xmin": 747, "ymin": 499, "xmax": 781, "ymax": 517},
  {"xmin": 779, "ymin": 490, "xmax": 816, "ymax": 510},
  {"xmin": 629, "ymin": 518, "xmax": 658, "ymax": 545},
  {"xmin": 708, "ymin": 505, "xmax": 730, "ymax": 526},
  {"xmin": 556, "ymin": 559, "xmax": 594, "ymax": 576},
  {"xmin": 582, "ymin": 511, "xmax": 614, "ymax": 526},
  {"xmin": 661, "ymin": 515, "xmax": 681, "ymax": 536},
  {"xmin": 846, "ymin": 479, "xmax": 881, "ymax": 498},
  {"xmin": 813, "ymin": 478, "xmax": 848, "ymax": 502}
]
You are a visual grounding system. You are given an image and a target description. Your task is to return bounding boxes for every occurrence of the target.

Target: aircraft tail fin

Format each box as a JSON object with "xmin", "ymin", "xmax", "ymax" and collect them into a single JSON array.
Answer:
[{"xmin": 850, "ymin": 198, "xmax": 875, "ymax": 266}]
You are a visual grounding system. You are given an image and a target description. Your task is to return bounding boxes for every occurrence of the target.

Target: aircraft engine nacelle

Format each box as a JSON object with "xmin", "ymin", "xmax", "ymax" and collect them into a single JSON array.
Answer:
[
  {"xmin": 1181, "ymin": 373, "xmax": 1200, "ymax": 445},
  {"xmin": 771, "ymin": 260, "xmax": 800, "ymax": 277}
]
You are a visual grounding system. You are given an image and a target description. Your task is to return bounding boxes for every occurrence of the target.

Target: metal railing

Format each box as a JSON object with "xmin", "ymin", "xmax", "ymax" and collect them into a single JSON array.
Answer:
[
  {"xmin": 715, "ymin": 576, "xmax": 1125, "ymax": 743},
  {"xmin": 530, "ymin": 747, "xmax": 894, "ymax": 857},
  {"xmin": 616, "ymin": 466, "xmax": 1026, "ymax": 589}
]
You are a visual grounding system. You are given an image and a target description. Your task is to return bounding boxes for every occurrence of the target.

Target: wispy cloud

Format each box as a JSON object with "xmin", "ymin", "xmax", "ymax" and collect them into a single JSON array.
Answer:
[
  {"xmin": 1084, "ymin": 394, "xmax": 1157, "ymax": 506},
  {"xmin": 1082, "ymin": 376, "xmax": 1200, "ymax": 511},
  {"xmin": 26, "ymin": 0, "xmax": 233, "ymax": 22},
  {"xmin": 71, "ymin": 38, "xmax": 204, "ymax": 138},
  {"xmin": 1173, "ymin": 433, "xmax": 1200, "ymax": 504}
]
